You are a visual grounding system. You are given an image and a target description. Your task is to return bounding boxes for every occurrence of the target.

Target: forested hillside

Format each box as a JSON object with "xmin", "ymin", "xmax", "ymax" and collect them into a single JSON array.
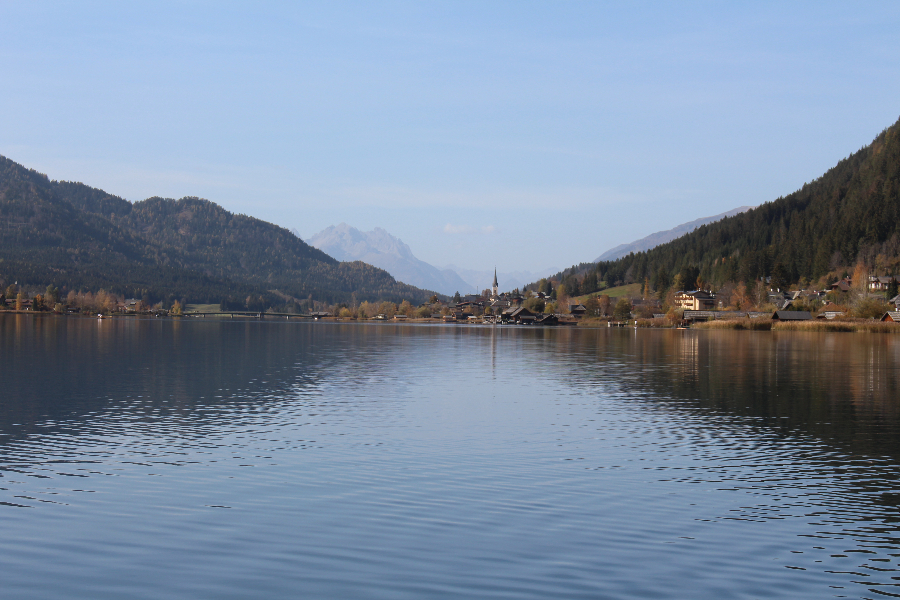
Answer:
[
  {"xmin": 535, "ymin": 116, "xmax": 900, "ymax": 297},
  {"xmin": 0, "ymin": 156, "xmax": 433, "ymax": 306}
]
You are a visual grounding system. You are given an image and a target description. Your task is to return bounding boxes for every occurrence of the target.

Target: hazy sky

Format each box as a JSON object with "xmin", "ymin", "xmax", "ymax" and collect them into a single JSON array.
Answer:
[{"xmin": 2, "ymin": 2, "xmax": 899, "ymax": 274}]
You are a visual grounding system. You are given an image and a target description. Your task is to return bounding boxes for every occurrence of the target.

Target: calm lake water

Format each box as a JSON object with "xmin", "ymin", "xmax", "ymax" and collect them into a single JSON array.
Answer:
[{"xmin": 3, "ymin": 315, "xmax": 900, "ymax": 599}]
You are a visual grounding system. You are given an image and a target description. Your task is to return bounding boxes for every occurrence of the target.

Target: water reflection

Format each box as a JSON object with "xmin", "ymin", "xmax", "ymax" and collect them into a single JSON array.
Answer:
[{"xmin": 3, "ymin": 317, "xmax": 900, "ymax": 599}]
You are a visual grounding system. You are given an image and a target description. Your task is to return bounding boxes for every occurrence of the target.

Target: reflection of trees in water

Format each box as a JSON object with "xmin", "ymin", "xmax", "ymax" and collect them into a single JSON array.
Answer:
[
  {"xmin": 532, "ymin": 328, "xmax": 900, "ymax": 596},
  {"xmin": 6, "ymin": 319, "xmax": 898, "ymax": 460},
  {"xmin": 539, "ymin": 328, "xmax": 900, "ymax": 460},
  {"xmin": 0, "ymin": 317, "xmax": 406, "ymax": 445}
]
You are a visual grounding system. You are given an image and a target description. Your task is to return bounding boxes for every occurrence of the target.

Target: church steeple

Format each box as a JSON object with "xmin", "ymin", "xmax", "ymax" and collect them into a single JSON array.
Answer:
[{"xmin": 491, "ymin": 268, "xmax": 499, "ymax": 299}]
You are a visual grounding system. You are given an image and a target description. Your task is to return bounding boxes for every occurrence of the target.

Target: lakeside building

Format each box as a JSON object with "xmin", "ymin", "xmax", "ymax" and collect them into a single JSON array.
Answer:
[
  {"xmin": 673, "ymin": 290, "xmax": 716, "ymax": 311},
  {"xmin": 772, "ymin": 310, "xmax": 813, "ymax": 321},
  {"xmin": 568, "ymin": 303, "xmax": 587, "ymax": 318}
]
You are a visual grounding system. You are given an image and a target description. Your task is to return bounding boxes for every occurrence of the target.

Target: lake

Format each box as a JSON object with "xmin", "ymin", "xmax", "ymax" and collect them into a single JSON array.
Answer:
[{"xmin": 2, "ymin": 315, "xmax": 900, "ymax": 599}]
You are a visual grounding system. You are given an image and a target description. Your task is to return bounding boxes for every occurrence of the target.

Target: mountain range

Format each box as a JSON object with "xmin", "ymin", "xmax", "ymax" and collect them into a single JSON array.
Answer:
[
  {"xmin": 0, "ymin": 155, "xmax": 433, "ymax": 306},
  {"xmin": 308, "ymin": 223, "xmax": 556, "ymax": 295},
  {"xmin": 594, "ymin": 206, "xmax": 753, "ymax": 262}
]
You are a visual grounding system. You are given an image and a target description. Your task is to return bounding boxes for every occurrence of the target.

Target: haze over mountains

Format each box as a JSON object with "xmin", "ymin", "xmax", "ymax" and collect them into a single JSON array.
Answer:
[
  {"xmin": 594, "ymin": 206, "xmax": 754, "ymax": 262},
  {"xmin": 441, "ymin": 265, "xmax": 558, "ymax": 295},
  {"xmin": 308, "ymin": 223, "xmax": 556, "ymax": 295},
  {"xmin": 308, "ymin": 224, "xmax": 470, "ymax": 296}
]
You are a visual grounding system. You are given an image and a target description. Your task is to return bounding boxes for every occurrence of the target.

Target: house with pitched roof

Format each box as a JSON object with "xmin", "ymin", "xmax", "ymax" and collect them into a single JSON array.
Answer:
[{"xmin": 673, "ymin": 290, "xmax": 716, "ymax": 310}]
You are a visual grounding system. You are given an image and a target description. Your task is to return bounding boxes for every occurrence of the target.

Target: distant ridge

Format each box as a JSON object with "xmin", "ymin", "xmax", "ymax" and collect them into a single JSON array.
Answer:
[
  {"xmin": 595, "ymin": 206, "xmax": 753, "ymax": 262},
  {"xmin": 308, "ymin": 224, "xmax": 471, "ymax": 296}
]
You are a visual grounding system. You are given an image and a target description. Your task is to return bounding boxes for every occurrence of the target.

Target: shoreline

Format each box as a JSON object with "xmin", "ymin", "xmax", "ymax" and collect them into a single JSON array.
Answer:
[{"xmin": 5, "ymin": 311, "xmax": 900, "ymax": 333}]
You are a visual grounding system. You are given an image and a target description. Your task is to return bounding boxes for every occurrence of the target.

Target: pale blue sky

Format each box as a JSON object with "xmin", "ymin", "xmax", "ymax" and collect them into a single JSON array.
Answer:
[{"xmin": 1, "ymin": 2, "xmax": 899, "ymax": 275}]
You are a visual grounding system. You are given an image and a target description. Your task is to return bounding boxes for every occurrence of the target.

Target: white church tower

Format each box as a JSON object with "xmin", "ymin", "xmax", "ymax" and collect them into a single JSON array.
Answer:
[{"xmin": 491, "ymin": 268, "xmax": 499, "ymax": 300}]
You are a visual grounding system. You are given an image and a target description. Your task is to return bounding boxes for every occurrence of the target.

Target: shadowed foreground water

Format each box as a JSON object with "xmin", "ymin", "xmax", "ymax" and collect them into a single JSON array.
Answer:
[{"xmin": 2, "ymin": 315, "xmax": 900, "ymax": 599}]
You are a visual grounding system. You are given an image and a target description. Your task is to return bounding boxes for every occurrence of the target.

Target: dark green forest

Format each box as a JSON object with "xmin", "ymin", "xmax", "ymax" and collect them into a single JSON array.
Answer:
[
  {"xmin": 0, "ymin": 156, "xmax": 434, "ymax": 307},
  {"xmin": 534, "ymin": 115, "xmax": 900, "ymax": 297}
]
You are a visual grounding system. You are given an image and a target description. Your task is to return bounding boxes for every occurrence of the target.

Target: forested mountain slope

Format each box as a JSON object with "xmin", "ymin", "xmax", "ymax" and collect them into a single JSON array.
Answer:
[
  {"xmin": 594, "ymin": 206, "xmax": 752, "ymax": 262},
  {"xmin": 538, "ymin": 116, "xmax": 900, "ymax": 295},
  {"xmin": 0, "ymin": 156, "xmax": 432, "ymax": 304}
]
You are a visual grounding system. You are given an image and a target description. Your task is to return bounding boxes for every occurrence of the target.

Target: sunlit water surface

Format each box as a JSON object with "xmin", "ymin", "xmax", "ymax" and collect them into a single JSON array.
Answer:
[{"xmin": 3, "ymin": 315, "xmax": 900, "ymax": 599}]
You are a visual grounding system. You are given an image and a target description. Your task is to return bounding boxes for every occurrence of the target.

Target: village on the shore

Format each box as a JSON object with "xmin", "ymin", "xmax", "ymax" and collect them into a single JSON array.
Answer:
[{"xmin": 4, "ymin": 268, "xmax": 900, "ymax": 331}]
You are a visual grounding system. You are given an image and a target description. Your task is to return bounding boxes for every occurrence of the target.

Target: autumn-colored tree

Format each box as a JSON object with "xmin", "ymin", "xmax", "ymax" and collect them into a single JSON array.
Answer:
[
  {"xmin": 583, "ymin": 295, "xmax": 600, "ymax": 317},
  {"xmin": 357, "ymin": 301, "xmax": 376, "ymax": 318},
  {"xmin": 731, "ymin": 282, "xmax": 749, "ymax": 310},
  {"xmin": 598, "ymin": 294, "xmax": 612, "ymax": 317},
  {"xmin": 556, "ymin": 284, "xmax": 569, "ymax": 313},
  {"xmin": 82, "ymin": 291, "xmax": 95, "ymax": 312},
  {"xmin": 398, "ymin": 300, "xmax": 414, "ymax": 317},
  {"xmin": 170, "ymin": 300, "xmax": 183, "ymax": 316},
  {"xmin": 662, "ymin": 288, "xmax": 677, "ymax": 312},
  {"xmin": 850, "ymin": 262, "xmax": 870, "ymax": 310},
  {"xmin": 753, "ymin": 280, "xmax": 769, "ymax": 309},
  {"xmin": 377, "ymin": 301, "xmax": 396, "ymax": 318}
]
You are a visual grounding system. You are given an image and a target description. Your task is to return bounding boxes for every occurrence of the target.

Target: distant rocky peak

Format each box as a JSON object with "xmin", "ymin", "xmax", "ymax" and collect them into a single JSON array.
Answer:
[
  {"xmin": 307, "ymin": 223, "xmax": 472, "ymax": 295},
  {"xmin": 309, "ymin": 223, "xmax": 414, "ymax": 260}
]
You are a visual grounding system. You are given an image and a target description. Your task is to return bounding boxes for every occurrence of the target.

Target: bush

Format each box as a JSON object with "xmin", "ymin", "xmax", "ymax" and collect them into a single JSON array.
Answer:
[
  {"xmin": 613, "ymin": 298, "xmax": 632, "ymax": 321},
  {"xmin": 524, "ymin": 296, "xmax": 545, "ymax": 313},
  {"xmin": 853, "ymin": 297, "xmax": 891, "ymax": 319}
]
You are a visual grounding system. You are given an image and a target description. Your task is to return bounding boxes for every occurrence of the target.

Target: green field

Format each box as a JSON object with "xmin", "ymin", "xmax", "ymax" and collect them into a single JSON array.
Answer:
[
  {"xmin": 185, "ymin": 303, "xmax": 220, "ymax": 313},
  {"xmin": 576, "ymin": 283, "xmax": 641, "ymax": 303}
]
